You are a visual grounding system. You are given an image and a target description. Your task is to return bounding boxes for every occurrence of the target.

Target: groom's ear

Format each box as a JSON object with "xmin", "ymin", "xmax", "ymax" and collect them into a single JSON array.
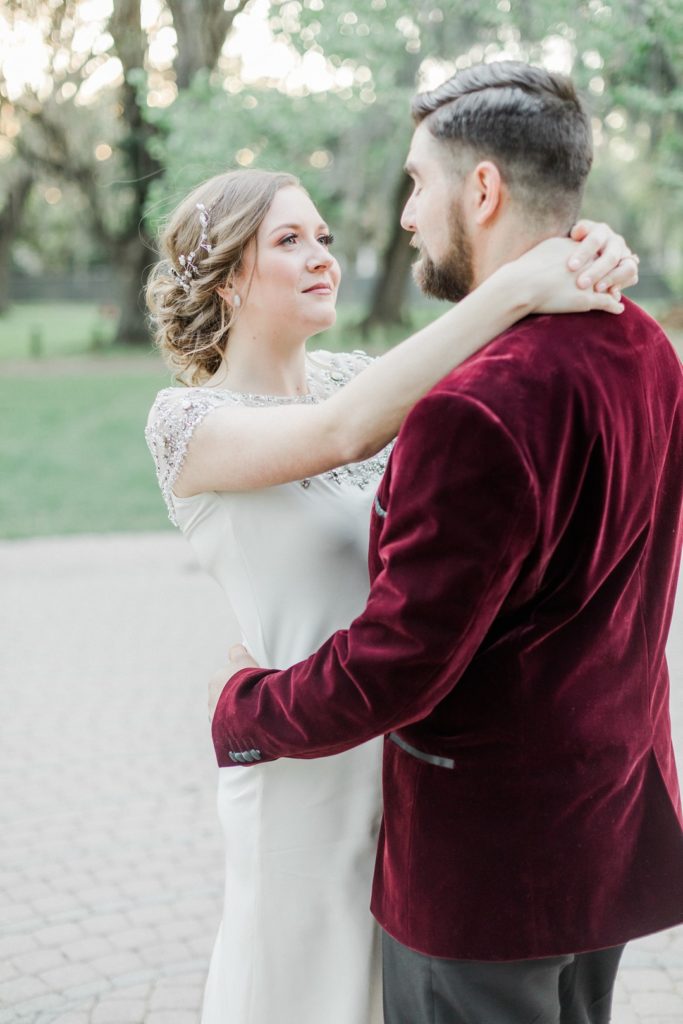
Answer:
[{"xmin": 470, "ymin": 161, "xmax": 505, "ymax": 227}]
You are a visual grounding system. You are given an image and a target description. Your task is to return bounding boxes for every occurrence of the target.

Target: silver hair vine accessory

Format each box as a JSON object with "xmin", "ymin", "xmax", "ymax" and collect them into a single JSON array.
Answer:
[{"xmin": 171, "ymin": 203, "xmax": 213, "ymax": 293}]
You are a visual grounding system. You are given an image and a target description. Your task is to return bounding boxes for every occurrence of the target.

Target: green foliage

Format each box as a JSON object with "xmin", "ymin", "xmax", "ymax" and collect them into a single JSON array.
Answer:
[
  {"xmin": 4, "ymin": 0, "xmax": 683, "ymax": 315},
  {"xmin": 145, "ymin": 72, "xmax": 359, "ymax": 252},
  {"xmin": 141, "ymin": 1, "xmax": 683, "ymax": 299},
  {"xmin": 567, "ymin": 0, "xmax": 683, "ymax": 290},
  {"xmin": 16, "ymin": 184, "xmax": 103, "ymax": 273},
  {"xmin": 144, "ymin": 2, "xmax": 516, "ymax": 267}
]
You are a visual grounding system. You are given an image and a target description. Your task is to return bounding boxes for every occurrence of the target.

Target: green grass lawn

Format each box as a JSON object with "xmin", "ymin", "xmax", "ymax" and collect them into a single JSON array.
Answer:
[
  {"xmin": 0, "ymin": 302, "xmax": 425, "ymax": 539},
  {"xmin": 0, "ymin": 371, "xmax": 173, "ymax": 538},
  {"xmin": 0, "ymin": 300, "xmax": 430, "ymax": 362}
]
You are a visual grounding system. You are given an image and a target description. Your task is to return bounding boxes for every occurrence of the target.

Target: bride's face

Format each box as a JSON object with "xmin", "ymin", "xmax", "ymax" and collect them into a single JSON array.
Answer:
[{"xmin": 234, "ymin": 186, "xmax": 341, "ymax": 339}]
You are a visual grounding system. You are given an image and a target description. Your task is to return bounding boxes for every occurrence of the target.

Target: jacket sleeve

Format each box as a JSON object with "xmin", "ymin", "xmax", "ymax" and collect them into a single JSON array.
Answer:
[{"xmin": 212, "ymin": 391, "xmax": 540, "ymax": 766}]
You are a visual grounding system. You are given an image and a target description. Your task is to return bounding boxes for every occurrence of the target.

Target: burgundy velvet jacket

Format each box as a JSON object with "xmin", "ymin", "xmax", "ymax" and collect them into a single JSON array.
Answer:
[{"xmin": 213, "ymin": 299, "xmax": 683, "ymax": 960}]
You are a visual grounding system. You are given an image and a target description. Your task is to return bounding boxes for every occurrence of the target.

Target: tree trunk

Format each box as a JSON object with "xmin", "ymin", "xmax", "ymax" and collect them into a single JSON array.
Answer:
[
  {"xmin": 106, "ymin": 0, "xmax": 245, "ymax": 344},
  {"xmin": 0, "ymin": 171, "xmax": 33, "ymax": 314},
  {"xmin": 360, "ymin": 170, "xmax": 415, "ymax": 331},
  {"xmin": 113, "ymin": 235, "xmax": 154, "ymax": 345},
  {"xmin": 0, "ymin": 229, "xmax": 12, "ymax": 316},
  {"xmin": 107, "ymin": 0, "xmax": 163, "ymax": 345},
  {"xmin": 168, "ymin": 0, "xmax": 251, "ymax": 90},
  {"xmin": 4, "ymin": 0, "xmax": 246, "ymax": 341}
]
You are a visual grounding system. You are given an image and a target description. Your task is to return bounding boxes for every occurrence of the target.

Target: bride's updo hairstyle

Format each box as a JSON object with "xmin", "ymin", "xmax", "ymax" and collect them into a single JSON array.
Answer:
[{"xmin": 147, "ymin": 169, "xmax": 299, "ymax": 384}]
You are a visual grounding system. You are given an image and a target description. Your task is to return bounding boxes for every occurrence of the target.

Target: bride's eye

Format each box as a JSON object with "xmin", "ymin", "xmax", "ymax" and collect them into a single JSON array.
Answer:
[
  {"xmin": 318, "ymin": 234, "xmax": 335, "ymax": 247},
  {"xmin": 280, "ymin": 234, "xmax": 298, "ymax": 246}
]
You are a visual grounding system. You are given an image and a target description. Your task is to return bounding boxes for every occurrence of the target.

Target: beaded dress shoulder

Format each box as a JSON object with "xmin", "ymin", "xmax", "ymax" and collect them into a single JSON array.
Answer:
[{"xmin": 145, "ymin": 349, "xmax": 392, "ymax": 523}]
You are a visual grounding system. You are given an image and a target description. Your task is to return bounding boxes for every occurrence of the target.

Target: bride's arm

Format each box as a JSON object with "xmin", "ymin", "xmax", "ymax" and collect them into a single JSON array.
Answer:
[{"xmin": 174, "ymin": 232, "xmax": 635, "ymax": 496}]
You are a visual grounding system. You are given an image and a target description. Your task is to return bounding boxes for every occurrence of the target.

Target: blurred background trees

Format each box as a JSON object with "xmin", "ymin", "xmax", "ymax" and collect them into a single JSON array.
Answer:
[
  {"xmin": 0, "ymin": 0, "xmax": 250, "ymax": 343},
  {"xmin": 1, "ymin": 0, "xmax": 682, "ymax": 347}
]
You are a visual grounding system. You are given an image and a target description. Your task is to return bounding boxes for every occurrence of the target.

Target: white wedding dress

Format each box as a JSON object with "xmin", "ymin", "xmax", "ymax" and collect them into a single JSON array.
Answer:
[{"xmin": 146, "ymin": 350, "xmax": 387, "ymax": 1024}]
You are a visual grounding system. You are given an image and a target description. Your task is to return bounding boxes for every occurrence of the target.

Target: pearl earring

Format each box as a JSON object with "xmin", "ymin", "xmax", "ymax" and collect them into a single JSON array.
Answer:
[{"xmin": 233, "ymin": 294, "xmax": 241, "ymax": 308}]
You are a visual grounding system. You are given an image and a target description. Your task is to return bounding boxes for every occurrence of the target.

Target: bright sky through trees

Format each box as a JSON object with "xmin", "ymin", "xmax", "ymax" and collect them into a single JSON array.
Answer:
[{"xmin": 0, "ymin": 0, "xmax": 576, "ymax": 106}]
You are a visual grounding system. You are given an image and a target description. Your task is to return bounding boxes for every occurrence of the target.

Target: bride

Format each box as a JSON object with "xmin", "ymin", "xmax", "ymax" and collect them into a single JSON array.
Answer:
[{"xmin": 145, "ymin": 168, "xmax": 635, "ymax": 1023}]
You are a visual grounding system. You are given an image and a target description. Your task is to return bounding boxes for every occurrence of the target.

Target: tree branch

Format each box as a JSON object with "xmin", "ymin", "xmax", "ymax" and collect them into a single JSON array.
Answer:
[
  {"xmin": 14, "ymin": 106, "xmax": 114, "ymax": 248},
  {"xmin": 0, "ymin": 169, "xmax": 34, "ymax": 234}
]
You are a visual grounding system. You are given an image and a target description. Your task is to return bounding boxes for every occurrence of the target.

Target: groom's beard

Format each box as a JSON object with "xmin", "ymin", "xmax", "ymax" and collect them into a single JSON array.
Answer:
[{"xmin": 412, "ymin": 200, "xmax": 474, "ymax": 303}]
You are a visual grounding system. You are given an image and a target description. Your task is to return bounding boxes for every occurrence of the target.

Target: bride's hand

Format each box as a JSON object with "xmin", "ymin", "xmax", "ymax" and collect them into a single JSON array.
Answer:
[
  {"xmin": 568, "ymin": 219, "xmax": 639, "ymax": 295},
  {"xmin": 208, "ymin": 644, "xmax": 259, "ymax": 722},
  {"xmin": 511, "ymin": 220, "xmax": 638, "ymax": 316}
]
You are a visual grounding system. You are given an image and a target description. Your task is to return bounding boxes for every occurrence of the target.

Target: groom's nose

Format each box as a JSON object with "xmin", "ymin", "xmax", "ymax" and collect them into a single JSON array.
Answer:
[{"xmin": 401, "ymin": 193, "xmax": 417, "ymax": 233}]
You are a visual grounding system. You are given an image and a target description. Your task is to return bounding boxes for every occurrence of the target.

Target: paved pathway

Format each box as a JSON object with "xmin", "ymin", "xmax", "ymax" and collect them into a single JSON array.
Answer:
[{"xmin": 1, "ymin": 533, "xmax": 682, "ymax": 1024}]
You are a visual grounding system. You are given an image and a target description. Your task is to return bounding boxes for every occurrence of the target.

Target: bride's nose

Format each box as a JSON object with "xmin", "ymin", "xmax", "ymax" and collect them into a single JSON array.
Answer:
[{"xmin": 307, "ymin": 243, "xmax": 333, "ymax": 269}]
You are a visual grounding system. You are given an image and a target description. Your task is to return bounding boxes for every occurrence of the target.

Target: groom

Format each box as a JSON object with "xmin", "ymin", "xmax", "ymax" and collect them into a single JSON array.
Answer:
[{"xmin": 211, "ymin": 62, "xmax": 683, "ymax": 1022}]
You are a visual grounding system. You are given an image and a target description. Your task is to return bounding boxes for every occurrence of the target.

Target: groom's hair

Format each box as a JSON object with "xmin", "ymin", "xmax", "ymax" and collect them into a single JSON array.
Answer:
[{"xmin": 412, "ymin": 61, "xmax": 593, "ymax": 226}]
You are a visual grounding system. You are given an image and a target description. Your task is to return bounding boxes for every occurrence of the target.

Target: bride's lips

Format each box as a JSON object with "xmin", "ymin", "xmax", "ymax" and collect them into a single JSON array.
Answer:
[{"xmin": 302, "ymin": 282, "xmax": 334, "ymax": 294}]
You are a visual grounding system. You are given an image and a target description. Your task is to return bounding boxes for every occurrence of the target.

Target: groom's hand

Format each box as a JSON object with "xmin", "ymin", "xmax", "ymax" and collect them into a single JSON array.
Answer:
[{"xmin": 208, "ymin": 644, "xmax": 259, "ymax": 722}]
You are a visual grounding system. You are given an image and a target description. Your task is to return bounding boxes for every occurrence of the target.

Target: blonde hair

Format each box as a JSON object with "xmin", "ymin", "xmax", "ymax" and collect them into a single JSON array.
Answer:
[{"xmin": 146, "ymin": 169, "xmax": 300, "ymax": 384}]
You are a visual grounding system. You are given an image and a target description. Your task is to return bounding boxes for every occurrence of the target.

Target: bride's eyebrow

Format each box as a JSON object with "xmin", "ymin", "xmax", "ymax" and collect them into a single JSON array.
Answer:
[{"xmin": 268, "ymin": 222, "xmax": 330, "ymax": 236}]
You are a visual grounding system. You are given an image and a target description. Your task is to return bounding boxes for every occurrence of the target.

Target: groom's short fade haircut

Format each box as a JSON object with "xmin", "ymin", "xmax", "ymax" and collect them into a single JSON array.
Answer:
[{"xmin": 412, "ymin": 61, "xmax": 593, "ymax": 225}]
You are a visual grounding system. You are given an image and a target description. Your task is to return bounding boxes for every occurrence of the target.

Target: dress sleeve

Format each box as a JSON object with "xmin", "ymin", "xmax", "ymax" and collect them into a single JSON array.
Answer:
[
  {"xmin": 331, "ymin": 349, "xmax": 374, "ymax": 376},
  {"xmin": 307, "ymin": 348, "xmax": 374, "ymax": 393},
  {"xmin": 145, "ymin": 388, "xmax": 231, "ymax": 525}
]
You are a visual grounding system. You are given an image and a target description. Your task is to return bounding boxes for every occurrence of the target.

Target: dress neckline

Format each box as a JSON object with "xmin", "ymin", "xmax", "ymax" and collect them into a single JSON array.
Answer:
[
  {"xmin": 192, "ymin": 360, "xmax": 319, "ymax": 403},
  {"xmin": 195, "ymin": 384, "xmax": 317, "ymax": 404},
  {"xmin": 188, "ymin": 351, "xmax": 364, "ymax": 404}
]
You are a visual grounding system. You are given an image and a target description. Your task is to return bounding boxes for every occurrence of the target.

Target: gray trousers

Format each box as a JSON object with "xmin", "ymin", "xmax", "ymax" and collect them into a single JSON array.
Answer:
[{"xmin": 383, "ymin": 930, "xmax": 625, "ymax": 1024}]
